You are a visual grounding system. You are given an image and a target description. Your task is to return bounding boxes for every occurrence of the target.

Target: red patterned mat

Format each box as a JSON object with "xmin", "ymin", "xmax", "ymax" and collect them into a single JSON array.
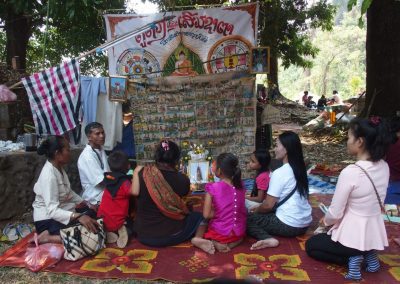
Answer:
[{"xmin": 1, "ymin": 194, "xmax": 400, "ymax": 283}]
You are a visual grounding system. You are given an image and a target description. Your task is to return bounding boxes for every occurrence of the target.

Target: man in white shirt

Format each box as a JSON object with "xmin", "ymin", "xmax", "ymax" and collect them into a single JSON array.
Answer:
[
  {"xmin": 331, "ymin": 90, "xmax": 343, "ymax": 104},
  {"xmin": 78, "ymin": 122, "xmax": 110, "ymax": 205}
]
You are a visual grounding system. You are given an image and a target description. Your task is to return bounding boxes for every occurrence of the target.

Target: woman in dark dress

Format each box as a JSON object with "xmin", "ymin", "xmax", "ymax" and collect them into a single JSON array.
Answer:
[{"xmin": 131, "ymin": 140, "xmax": 204, "ymax": 247}]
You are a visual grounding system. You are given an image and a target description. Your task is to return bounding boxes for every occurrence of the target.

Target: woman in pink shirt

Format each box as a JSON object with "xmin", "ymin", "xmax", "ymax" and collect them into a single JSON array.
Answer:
[
  {"xmin": 306, "ymin": 117, "xmax": 391, "ymax": 281},
  {"xmin": 191, "ymin": 153, "xmax": 247, "ymax": 254}
]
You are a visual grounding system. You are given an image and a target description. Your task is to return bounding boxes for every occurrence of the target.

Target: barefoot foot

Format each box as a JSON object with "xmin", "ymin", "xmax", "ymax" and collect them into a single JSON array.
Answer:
[
  {"xmin": 213, "ymin": 241, "xmax": 230, "ymax": 253},
  {"xmin": 250, "ymin": 238, "xmax": 279, "ymax": 250},
  {"xmin": 191, "ymin": 237, "xmax": 215, "ymax": 254}
]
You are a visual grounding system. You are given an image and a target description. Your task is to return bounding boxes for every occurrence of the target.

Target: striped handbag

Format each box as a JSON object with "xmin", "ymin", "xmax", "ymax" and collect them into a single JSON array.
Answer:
[{"xmin": 60, "ymin": 219, "xmax": 105, "ymax": 261}]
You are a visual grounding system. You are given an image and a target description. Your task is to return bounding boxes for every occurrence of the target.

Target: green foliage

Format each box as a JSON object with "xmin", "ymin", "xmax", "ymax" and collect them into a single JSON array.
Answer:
[
  {"xmin": 0, "ymin": 0, "xmax": 125, "ymax": 74},
  {"xmin": 347, "ymin": 0, "xmax": 374, "ymax": 27},
  {"xmin": 279, "ymin": 9, "xmax": 366, "ymax": 101},
  {"xmin": 257, "ymin": 0, "xmax": 336, "ymax": 70}
]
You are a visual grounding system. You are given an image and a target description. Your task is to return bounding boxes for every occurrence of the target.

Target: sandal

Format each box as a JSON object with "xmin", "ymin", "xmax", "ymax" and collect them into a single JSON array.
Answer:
[
  {"xmin": 2, "ymin": 223, "xmax": 19, "ymax": 241},
  {"xmin": 16, "ymin": 223, "xmax": 33, "ymax": 238}
]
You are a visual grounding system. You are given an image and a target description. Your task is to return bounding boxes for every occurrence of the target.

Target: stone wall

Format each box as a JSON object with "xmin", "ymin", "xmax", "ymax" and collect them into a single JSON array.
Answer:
[{"xmin": 0, "ymin": 148, "xmax": 83, "ymax": 220}]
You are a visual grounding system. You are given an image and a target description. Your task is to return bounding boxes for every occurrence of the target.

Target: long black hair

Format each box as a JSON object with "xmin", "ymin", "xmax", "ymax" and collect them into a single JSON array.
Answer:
[
  {"xmin": 278, "ymin": 131, "xmax": 309, "ymax": 199},
  {"xmin": 389, "ymin": 116, "xmax": 400, "ymax": 144},
  {"xmin": 349, "ymin": 117, "xmax": 391, "ymax": 161},
  {"xmin": 251, "ymin": 149, "xmax": 271, "ymax": 197},
  {"xmin": 37, "ymin": 135, "xmax": 66, "ymax": 160},
  {"xmin": 216, "ymin": 153, "xmax": 242, "ymax": 189}
]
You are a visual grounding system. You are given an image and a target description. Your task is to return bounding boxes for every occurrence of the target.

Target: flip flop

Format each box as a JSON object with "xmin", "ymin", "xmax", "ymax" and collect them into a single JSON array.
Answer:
[
  {"xmin": 2, "ymin": 223, "xmax": 19, "ymax": 241},
  {"xmin": 16, "ymin": 223, "xmax": 33, "ymax": 238}
]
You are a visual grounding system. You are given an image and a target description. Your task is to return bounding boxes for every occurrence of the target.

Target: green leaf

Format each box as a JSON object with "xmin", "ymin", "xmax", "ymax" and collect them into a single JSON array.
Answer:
[
  {"xmin": 347, "ymin": 0, "xmax": 357, "ymax": 12},
  {"xmin": 361, "ymin": 0, "xmax": 373, "ymax": 15},
  {"xmin": 358, "ymin": 16, "xmax": 364, "ymax": 28}
]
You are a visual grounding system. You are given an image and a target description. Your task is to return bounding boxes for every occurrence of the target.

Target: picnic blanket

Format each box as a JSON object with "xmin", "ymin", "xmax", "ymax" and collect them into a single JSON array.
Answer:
[{"xmin": 1, "ymin": 194, "xmax": 400, "ymax": 283}]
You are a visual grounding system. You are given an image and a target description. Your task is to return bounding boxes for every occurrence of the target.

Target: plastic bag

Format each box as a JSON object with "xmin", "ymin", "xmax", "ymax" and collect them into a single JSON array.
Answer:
[
  {"xmin": 0, "ymin": 85, "xmax": 17, "ymax": 102},
  {"xmin": 24, "ymin": 233, "xmax": 64, "ymax": 272}
]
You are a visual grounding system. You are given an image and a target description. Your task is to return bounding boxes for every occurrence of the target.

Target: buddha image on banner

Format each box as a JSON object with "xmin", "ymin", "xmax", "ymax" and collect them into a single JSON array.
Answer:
[{"xmin": 104, "ymin": 3, "xmax": 259, "ymax": 77}]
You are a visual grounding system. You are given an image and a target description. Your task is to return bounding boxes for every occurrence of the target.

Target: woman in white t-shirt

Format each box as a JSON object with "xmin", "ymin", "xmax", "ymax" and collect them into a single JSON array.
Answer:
[{"xmin": 247, "ymin": 131, "xmax": 312, "ymax": 250}]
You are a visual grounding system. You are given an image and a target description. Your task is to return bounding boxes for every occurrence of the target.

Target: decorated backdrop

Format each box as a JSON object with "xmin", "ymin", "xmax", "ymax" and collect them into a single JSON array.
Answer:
[
  {"xmin": 104, "ymin": 3, "xmax": 258, "ymax": 77},
  {"xmin": 128, "ymin": 71, "xmax": 255, "ymax": 173}
]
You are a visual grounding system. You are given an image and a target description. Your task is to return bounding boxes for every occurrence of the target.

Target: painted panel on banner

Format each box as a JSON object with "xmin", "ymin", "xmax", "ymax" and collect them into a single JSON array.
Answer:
[{"xmin": 104, "ymin": 3, "xmax": 259, "ymax": 77}]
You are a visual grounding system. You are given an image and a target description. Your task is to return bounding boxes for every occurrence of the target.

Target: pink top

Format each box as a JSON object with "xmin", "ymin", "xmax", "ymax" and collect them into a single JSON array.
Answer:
[
  {"xmin": 256, "ymin": 171, "xmax": 270, "ymax": 191},
  {"xmin": 205, "ymin": 181, "xmax": 247, "ymax": 237},
  {"xmin": 325, "ymin": 160, "xmax": 389, "ymax": 251}
]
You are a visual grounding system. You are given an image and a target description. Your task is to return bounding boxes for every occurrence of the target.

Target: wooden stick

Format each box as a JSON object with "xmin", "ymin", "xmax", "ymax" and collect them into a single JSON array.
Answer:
[{"xmin": 332, "ymin": 91, "xmax": 366, "ymax": 126}]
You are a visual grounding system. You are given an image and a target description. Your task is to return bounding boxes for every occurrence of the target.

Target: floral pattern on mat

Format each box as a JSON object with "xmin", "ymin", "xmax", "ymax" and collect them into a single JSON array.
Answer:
[
  {"xmin": 81, "ymin": 248, "xmax": 158, "ymax": 274},
  {"xmin": 179, "ymin": 252, "xmax": 210, "ymax": 272},
  {"xmin": 234, "ymin": 253, "xmax": 310, "ymax": 281},
  {"xmin": 379, "ymin": 254, "xmax": 400, "ymax": 281}
]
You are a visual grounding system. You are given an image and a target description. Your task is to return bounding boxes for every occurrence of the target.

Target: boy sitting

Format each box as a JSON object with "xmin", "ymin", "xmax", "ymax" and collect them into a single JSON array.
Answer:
[{"xmin": 97, "ymin": 151, "xmax": 134, "ymax": 248}]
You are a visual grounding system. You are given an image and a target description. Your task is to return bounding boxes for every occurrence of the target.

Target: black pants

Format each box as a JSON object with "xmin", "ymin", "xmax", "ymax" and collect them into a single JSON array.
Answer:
[
  {"xmin": 34, "ymin": 207, "xmax": 97, "ymax": 236},
  {"xmin": 247, "ymin": 213, "xmax": 308, "ymax": 240},
  {"xmin": 306, "ymin": 233, "xmax": 367, "ymax": 265},
  {"xmin": 138, "ymin": 212, "xmax": 203, "ymax": 247}
]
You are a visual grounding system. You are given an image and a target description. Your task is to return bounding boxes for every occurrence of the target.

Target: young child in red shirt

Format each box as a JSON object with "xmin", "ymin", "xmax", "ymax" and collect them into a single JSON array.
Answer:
[{"xmin": 97, "ymin": 151, "xmax": 133, "ymax": 248}]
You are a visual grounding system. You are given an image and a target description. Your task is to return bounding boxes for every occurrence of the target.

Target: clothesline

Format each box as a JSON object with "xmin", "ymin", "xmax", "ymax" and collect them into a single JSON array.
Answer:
[
  {"xmin": 8, "ymin": 15, "xmax": 175, "ymax": 90},
  {"xmin": 9, "ymin": 50, "xmax": 254, "ymax": 89}
]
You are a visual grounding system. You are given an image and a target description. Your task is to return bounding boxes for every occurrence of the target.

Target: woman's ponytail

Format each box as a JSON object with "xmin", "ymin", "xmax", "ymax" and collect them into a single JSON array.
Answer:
[
  {"xmin": 216, "ymin": 153, "xmax": 243, "ymax": 189},
  {"xmin": 232, "ymin": 167, "xmax": 242, "ymax": 189}
]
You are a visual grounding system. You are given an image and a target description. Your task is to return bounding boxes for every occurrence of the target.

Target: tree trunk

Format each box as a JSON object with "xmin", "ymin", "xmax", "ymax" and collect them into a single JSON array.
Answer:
[
  {"xmin": 5, "ymin": 13, "xmax": 32, "ymax": 72},
  {"xmin": 364, "ymin": 0, "xmax": 400, "ymax": 117},
  {"xmin": 268, "ymin": 55, "xmax": 278, "ymax": 85}
]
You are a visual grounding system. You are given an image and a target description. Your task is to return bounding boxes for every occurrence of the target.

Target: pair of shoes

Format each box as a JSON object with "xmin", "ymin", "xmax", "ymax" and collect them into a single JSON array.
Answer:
[
  {"xmin": 16, "ymin": 224, "xmax": 33, "ymax": 238},
  {"xmin": 117, "ymin": 226, "xmax": 128, "ymax": 248},
  {"xmin": 106, "ymin": 232, "xmax": 118, "ymax": 244},
  {"xmin": 2, "ymin": 223, "xmax": 19, "ymax": 241}
]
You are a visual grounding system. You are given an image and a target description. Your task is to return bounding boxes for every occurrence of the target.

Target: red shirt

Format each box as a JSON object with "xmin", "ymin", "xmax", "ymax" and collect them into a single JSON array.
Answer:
[
  {"xmin": 97, "ymin": 180, "xmax": 131, "ymax": 232},
  {"xmin": 386, "ymin": 138, "xmax": 400, "ymax": 181}
]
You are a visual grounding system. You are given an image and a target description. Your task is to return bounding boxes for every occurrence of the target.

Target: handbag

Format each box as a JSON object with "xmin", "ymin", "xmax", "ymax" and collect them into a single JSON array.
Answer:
[
  {"xmin": 354, "ymin": 163, "xmax": 392, "ymax": 223},
  {"xmin": 60, "ymin": 218, "xmax": 105, "ymax": 261}
]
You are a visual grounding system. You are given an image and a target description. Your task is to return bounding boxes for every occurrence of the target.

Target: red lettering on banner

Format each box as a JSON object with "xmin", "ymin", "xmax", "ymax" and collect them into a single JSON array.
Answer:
[
  {"xmin": 135, "ymin": 12, "xmax": 234, "ymax": 47},
  {"xmin": 178, "ymin": 12, "xmax": 234, "ymax": 36}
]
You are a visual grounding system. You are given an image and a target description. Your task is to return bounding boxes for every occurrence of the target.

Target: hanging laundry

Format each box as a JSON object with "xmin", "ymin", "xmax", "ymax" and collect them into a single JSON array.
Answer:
[
  {"xmin": 21, "ymin": 59, "xmax": 80, "ymax": 135},
  {"xmin": 80, "ymin": 78, "xmax": 122, "ymax": 150},
  {"xmin": 80, "ymin": 76, "xmax": 107, "ymax": 125}
]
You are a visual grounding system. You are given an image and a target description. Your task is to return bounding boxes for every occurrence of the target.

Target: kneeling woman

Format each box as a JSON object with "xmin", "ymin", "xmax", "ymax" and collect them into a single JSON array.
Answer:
[
  {"xmin": 306, "ymin": 118, "xmax": 390, "ymax": 280},
  {"xmin": 247, "ymin": 131, "xmax": 312, "ymax": 250},
  {"xmin": 131, "ymin": 140, "xmax": 203, "ymax": 247},
  {"xmin": 33, "ymin": 136, "xmax": 99, "ymax": 244}
]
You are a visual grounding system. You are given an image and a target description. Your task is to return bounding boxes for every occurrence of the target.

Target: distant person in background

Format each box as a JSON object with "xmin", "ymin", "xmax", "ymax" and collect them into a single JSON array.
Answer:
[
  {"xmin": 329, "ymin": 90, "xmax": 343, "ymax": 105},
  {"xmin": 317, "ymin": 95, "xmax": 327, "ymax": 111},
  {"xmin": 302, "ymin": 91, "xmax": 309, "ymax": 106},
  {"xmin": 306, "ymin": 96, "xmax": 317, "ymax": 109}
]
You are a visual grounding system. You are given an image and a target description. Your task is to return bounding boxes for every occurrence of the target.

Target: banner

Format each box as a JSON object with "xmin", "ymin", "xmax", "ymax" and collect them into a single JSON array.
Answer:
[
  {"xmin": 129, "ymin": 71, "xmax": 256, "ymax": 174},
  {"xmin": 104, "ymin": 3, "xmax": 258, "ymax": 77}
]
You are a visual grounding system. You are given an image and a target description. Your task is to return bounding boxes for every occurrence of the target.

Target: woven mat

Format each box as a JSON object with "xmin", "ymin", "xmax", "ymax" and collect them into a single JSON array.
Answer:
[{"xmin": 1, "ymin": 194, "xmax": 400, "ymax": 283}]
